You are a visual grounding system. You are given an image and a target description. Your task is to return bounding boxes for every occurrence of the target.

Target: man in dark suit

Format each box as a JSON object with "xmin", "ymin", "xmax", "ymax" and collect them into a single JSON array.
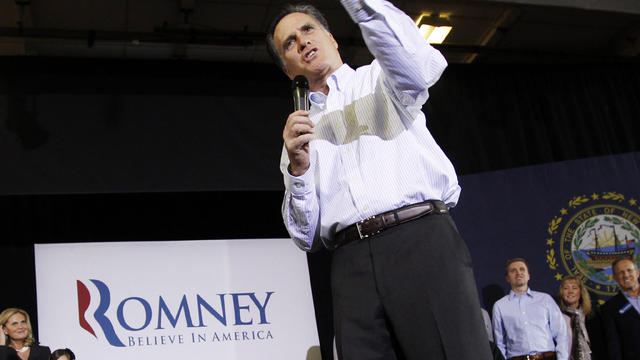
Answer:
[{"xmin": 601, "ymin": 257, "xmax": 640, "ymax": 360}]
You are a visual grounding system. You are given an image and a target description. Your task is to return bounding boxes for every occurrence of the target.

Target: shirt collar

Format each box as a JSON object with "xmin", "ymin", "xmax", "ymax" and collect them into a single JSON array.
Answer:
[
  {"xmin": 508, "ymin": 288, "xmax": 532, "ymax": 300},
  {"xmin": 622, "ymin": 289, "xmax": 639, "ymax": 300},
  {"xmin": 328, "ymin": 63, "xmax": 354, "ymax": 92},
  {"xmin": 309, "ymin": 63, "xmax": 354, "ymax": 106}
]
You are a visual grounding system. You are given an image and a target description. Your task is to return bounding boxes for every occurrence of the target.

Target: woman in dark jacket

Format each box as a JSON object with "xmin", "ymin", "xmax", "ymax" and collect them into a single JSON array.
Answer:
[{"xmin": 0, "ymin": 308, "xmax": 51, "ymax": 360}]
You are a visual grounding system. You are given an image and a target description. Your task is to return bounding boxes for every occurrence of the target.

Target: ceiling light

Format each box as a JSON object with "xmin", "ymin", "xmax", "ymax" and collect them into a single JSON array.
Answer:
[
  {"xmin": 425, "ymin": 26, "xmax": 452, "ymax": 44},
  {"xmin": 415, "ymin": 13, "xmax": 452, "ymax": 44}
]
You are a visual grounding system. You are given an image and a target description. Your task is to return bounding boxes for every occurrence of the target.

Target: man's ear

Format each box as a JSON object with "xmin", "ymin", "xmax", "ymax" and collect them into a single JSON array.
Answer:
[{"xmin": 329, "ymin": 32, "xmax": 339, "ymax": 50}]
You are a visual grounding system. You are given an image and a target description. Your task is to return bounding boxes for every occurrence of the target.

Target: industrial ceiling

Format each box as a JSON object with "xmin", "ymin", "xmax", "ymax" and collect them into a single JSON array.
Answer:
[{"xmin": 0, "ymin": 0, "xmax": 638, "ymax": 65}]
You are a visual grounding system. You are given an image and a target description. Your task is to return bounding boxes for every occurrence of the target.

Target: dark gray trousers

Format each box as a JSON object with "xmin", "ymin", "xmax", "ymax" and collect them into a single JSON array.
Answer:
[{"xmin": 331, "ymin": 213, "xmax": 493, "ymax": 360}]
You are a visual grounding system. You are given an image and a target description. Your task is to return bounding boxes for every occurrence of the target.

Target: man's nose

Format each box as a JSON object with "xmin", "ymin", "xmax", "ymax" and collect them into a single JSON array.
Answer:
[{"xmin": 299, "ymin": 38, "xmax": 311, "ymax": 51}]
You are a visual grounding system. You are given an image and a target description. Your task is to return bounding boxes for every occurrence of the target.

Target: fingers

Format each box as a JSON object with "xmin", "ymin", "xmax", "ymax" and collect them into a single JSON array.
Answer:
[
  {"xmin": 287, "ymin": 133, "xmax": 314, "ymax": 150},
  {"xmin": 285, "ymin": 110, "xmax": 313, "ymax": 130},
  {"xmin": 283, "ymin": 110, "xmax": 313, "ymax": 176},
  {"xmin": 283, "ymin": 110, "xmax": 314, "ymax": 148},
  {"xmin": 289, "ymin": 124, "xmax": 314, "ymax": 139}
]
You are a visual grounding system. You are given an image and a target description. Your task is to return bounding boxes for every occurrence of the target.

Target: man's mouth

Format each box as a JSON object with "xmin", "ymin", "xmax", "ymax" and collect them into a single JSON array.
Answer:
[{"xmin": 304, "ymin": 48, "xmax": 318, "ymax": 61}]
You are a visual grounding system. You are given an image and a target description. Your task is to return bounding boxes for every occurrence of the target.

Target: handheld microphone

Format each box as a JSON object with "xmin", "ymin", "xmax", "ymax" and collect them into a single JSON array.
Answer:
[{"xmin": 292, "ymin": 75, "xmax": 309, "ymax": 111}]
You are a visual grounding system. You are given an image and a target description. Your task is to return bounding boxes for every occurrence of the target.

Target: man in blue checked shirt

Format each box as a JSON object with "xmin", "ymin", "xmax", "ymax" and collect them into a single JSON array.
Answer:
[{"xmin": 492, "ymin": 258, "xmax": 569, "ymax": 360}]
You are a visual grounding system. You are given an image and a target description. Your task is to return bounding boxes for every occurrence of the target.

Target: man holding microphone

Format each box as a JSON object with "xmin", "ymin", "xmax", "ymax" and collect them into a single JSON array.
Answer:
[{"xmin": 267, "ymin": 1, "xmax": 491, "ymax": 358}]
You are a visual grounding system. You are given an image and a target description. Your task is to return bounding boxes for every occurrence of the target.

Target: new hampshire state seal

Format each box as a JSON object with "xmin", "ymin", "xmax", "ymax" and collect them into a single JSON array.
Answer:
[{"xmin": 545, "ymin": 192, "xmax": 640, "ymax": 296}]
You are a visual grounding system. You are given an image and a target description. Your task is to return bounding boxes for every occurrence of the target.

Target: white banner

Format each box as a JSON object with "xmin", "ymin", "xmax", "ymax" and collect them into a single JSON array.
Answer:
[{"xmin": 34, "ymin": 239, "xmax": 320, "ymax": 360}]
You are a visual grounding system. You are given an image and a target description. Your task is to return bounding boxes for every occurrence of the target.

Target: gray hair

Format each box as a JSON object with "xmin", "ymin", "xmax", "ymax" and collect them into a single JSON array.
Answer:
[{"xmin": 266, "ymin": 4, "xmax": 331, "ymax": 68}]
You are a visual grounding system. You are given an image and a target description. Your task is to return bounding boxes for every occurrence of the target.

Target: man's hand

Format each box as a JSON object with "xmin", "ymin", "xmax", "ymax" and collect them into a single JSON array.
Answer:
[{"xmin": 283, "ymin": 110, "xmax": 314, "ymax": 176}]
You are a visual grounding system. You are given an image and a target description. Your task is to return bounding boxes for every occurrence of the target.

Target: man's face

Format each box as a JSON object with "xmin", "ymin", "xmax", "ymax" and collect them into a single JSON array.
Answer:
[
  {"xmin": 613, "ymin": 259, "xmax": 640, "ymax": 293},
  {"xmin": 506, "ymin": 261, "xmax": 530, "ymax": 289},
  {"xmin": 273, "ymin": 12, "xmax": 342, "ymax": 81}
]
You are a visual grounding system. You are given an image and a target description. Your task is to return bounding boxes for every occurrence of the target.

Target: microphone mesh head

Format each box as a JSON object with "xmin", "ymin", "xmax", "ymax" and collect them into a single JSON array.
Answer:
[{"xmin": 292, "ymin": 75, "xmax": 309, "ymax": 90}]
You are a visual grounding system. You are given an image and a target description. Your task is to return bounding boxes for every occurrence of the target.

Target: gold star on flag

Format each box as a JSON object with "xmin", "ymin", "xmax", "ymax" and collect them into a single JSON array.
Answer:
[
  {"xmin": 560, "ymin": 208, "xmax": 568, "ymax": 215},
  {"xmin": 555, "ymin": 273, "xmax": 563, "ymax": 280},
  {"xmin": 547, "ymin": 239, "xmax": 555, "ymax": 246},
  {"xmin": 591, "ymin": 193, "xmax": 599, "ymax": 200},
  {"xmin": 630, "ymin": 198, "xmax": 638, "ymax": 206}
]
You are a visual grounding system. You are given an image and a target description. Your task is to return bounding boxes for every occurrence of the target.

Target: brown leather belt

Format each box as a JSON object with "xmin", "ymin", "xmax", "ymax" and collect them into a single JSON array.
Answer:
[
  {"xmin": 326, "ymin": 200, "xmax": 449, "ymax": 250},
  {"xmin": 509, "ymin": 352, "xmax": 556, "ymax": 360}
]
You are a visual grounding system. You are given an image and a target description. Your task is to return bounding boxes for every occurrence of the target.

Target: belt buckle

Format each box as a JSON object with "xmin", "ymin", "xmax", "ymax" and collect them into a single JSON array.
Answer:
[{"xmin": 356, "ymin": 216, "xmax": 379, "ymax": 239}]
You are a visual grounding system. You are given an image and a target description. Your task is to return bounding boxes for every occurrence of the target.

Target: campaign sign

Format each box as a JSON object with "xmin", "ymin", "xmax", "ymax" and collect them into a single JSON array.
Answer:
[{"xmin": 34, "ymin": 239, "xmax": 320, "ymax": 359}]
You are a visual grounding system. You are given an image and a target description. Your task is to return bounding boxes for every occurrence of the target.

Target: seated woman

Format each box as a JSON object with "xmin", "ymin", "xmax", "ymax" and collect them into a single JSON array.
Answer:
[
  {"xmin": 49, "ymin": 349, "xmax": 74, "ymax": 360},
  {"xmin": 0, "ymin": 308, "xmax": 51, "ymax": 360}
]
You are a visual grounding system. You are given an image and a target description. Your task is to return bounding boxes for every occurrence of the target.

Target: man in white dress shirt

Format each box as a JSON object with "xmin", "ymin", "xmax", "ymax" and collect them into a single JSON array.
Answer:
[{"xmin": 267, "ymin": 1, "xmax": 491, "ymax": 359}]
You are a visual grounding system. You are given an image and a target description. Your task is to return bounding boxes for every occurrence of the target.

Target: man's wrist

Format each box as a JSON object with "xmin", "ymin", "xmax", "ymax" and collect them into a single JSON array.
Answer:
[{"xmin": 288, "ymin": 163, "xmax": 309, "ymax": 177}]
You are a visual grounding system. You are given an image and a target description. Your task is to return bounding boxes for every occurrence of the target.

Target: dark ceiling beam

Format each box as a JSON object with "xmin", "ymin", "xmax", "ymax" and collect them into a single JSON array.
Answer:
[
  {"xmin": 0, "ymin": 27, "xmax": 637, "ymax": 63},
  {"xmin": 476, "ymin": 0, "xmax": 640, "ymax": 15},
  {"xmin": 435, "ymin": 44, "xmax": 639, "ymax": 63},
  {"xmin": 0, "ymin": 27, "xmax": 258, "ymax": 47}
]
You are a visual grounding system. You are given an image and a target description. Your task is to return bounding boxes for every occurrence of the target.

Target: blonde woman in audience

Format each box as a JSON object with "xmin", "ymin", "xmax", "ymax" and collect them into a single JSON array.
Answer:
[
  {"xmin": 0, "ymin": 308, "xmax": 51, "ymax": 360},
  {"xmin": 557, "ymin": 276, "xmax": 593, "ymax": 360}
]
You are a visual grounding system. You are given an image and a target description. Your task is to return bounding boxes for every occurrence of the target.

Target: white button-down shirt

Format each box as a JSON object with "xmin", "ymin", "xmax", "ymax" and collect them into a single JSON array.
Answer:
[
  {"xmin": 280, "ymin": 0, "xmax": 459, "ymax": 250},
  {"xmin": 622, "ymin": 290, "xmax": 640, "ymax": 314}
]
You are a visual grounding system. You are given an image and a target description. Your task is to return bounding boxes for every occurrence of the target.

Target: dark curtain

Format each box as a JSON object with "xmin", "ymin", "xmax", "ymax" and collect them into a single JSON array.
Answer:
[{"xmin": 427, "ymin": 63, "xmax": 640, "ymax": 174}]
